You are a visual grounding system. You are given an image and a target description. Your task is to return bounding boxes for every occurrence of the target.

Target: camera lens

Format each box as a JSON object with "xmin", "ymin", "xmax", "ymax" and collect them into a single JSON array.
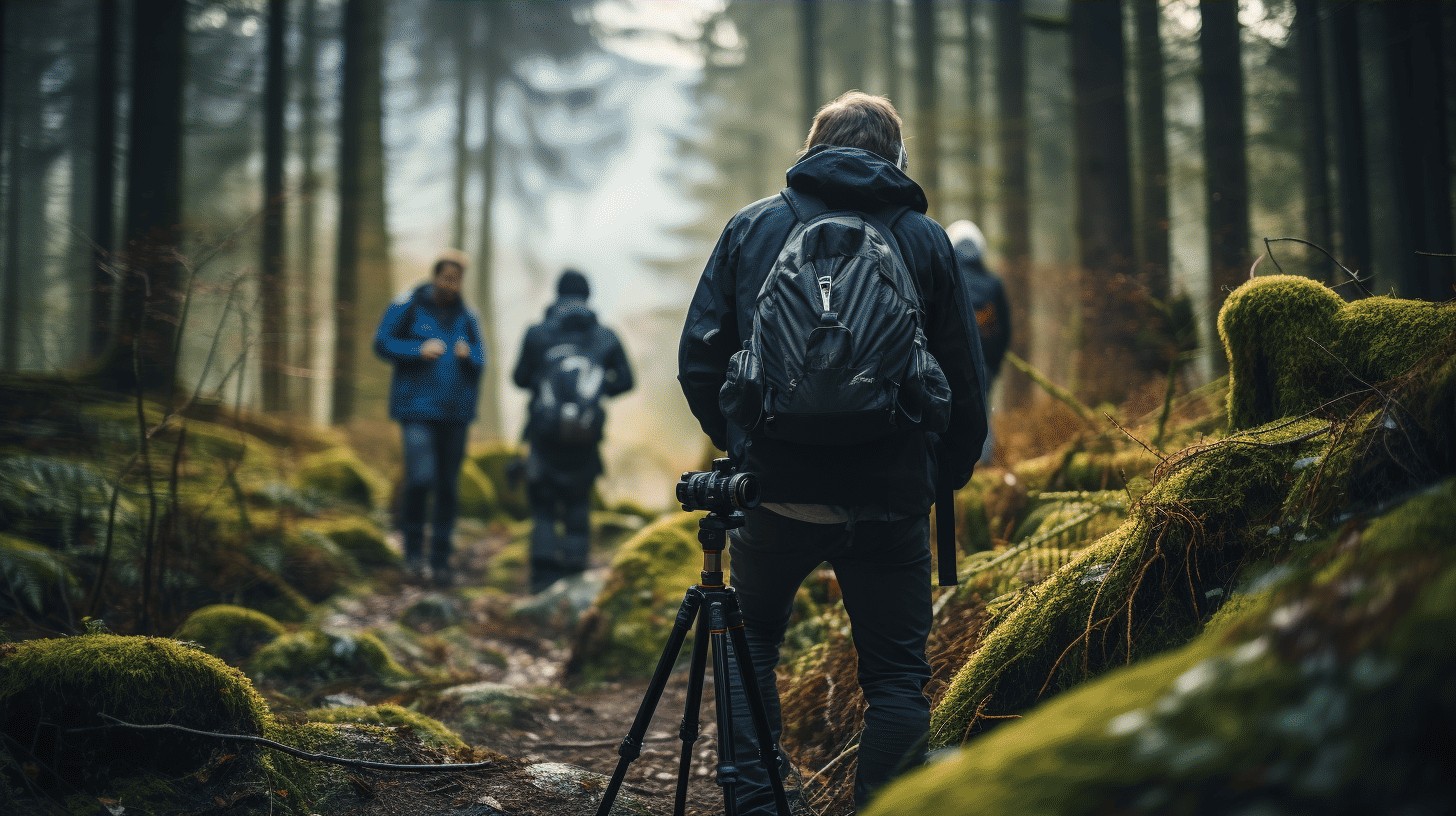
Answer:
[
  {"xmin": 727, "ymin": 472, "xmax": 760, "ymax": 509},
  {"xmin": 675, "ymin": 468, "xmax": 760, "ymax": 512}
]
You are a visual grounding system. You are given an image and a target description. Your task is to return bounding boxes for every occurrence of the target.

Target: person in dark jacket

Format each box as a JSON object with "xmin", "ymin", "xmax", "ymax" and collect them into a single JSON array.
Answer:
[
  {"xmin": 947, "ymin": 219, "xmax": 1011, "ymax": 463},
  {"xmin": 678, "ymin": 92, "xmax": 988, "ymax": 813},
  {"xmin": 512, "ymin": 270, "xmax": 634, "ymax": 593},
  {"xmin": 374, "ymin": 250, "xmax": 486, "ymax": 587}
]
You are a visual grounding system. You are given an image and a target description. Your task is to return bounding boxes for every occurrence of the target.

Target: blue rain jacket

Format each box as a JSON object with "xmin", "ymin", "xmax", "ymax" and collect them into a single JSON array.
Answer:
[{"xmin": 373, "ymin": 283, "xmax": 487, "ymax": 422}]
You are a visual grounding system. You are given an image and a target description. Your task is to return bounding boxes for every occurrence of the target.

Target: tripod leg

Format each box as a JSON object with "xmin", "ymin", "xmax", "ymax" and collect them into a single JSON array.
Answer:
[
  {"xmin": 672, "ymin": 604, "xmax": 711, "ymax": 816},
  {"xmin": 595, "ymin": 589, "xmax": 703, "ymax": 816},
  {"xmin": 725, "ymin": 592, "xmax": 793, "ymax": 816},
  {"xmin": 708, "ymin": 601, "xmax": 741, "ymax": 816}
]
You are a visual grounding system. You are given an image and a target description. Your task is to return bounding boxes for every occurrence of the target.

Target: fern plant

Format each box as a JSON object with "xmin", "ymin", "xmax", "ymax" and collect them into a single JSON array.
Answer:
[
  {"xmin": 0, "ymin": 534, "xmax": 77, "ymax": 614},
  {"xmin": 0, "ymin": 455, "xmax": 137, "ymax": 551}
]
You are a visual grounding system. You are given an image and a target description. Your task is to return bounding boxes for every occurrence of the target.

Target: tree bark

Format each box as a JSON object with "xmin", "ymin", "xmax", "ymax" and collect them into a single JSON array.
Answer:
[
  {"xmin": 1071, "ymin": 0, "xmax": 1139, "ymax": 399},
  {"xmin": 799, "ymin": 0, "xmax": 821, "ymax": 129},
  {"xmin": 1381, "ymin": 1, "xmax": 1453, "ymax": 301},
  {"xmin": 450, "ymin": 7, "xmax": 473, "ymax": 250},
  {"xmin": 1132, "ymin": 0, "xmax": 1170, "ymax": 302},
  {"xmin": 1200, "ymin": 0, "xmax": 1250, "ymax": 365},
  {"xmin": 1293, "ymin": 0, "xmax": 1333, "ymax": 282},
  {"xmin": 89, "ymin": 0, "xmax": 119, "ymax": 361},
  {"xmin": 994, "ymin": 0, "xmax": 1031, "ymax": 406},
  {"xmin": 911, "ymin": 0, "xmax": 940, "ymax": 213},
  {"xmin": 260, "ymin": 0, "xmax": 288, "ymax": 412},
  {"xmin": 2, "ymin": 3, "xmax": 19, "ymax": 372},
  {"xmin": 297, "ymin": 0, "xmax": 320, "ymax": 414},
  {"xmin": 1328, "ymin": 3, "xmax": 1370, "ymax": 285},
  {"xmin": 961, "ymin": 0, "xmax": 984, "ymax": 222},
  {"xmin": 473, "ymin": 9, "xmax": 503, "ymax": 441},
  {"xmin": 332, "ymin": 0, "xmax": 392, "ymax": 423},
  {"xmin": 882, "ymin": 0, "xmax": 901, "ymax": 104}
]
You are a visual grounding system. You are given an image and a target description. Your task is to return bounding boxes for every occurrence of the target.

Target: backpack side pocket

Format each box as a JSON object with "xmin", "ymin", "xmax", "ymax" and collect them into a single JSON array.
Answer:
[
  {"xmin": 898, "ymin": 333, "xmax": 952, "ymax": 433},
  {"xmin": 719, "ymin": 348, "xmax": 766, "ymax": 432}
]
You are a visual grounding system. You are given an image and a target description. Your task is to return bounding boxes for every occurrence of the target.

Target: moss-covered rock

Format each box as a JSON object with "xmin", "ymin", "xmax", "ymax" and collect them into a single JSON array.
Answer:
[
  {"xmin": 301, "ymin": 517, "xmax": 398, "ymax": 568},
  {"xmin": 871, "ymin": 478, "xmax": 1456, "ymax": 816},
  {"xmin": 457, "ymin": 459, "xmax": 499, "ymax": 520},
  {"xmin": 248, "ymin": 628, "xmax": 412, "ymax": 693},
  {"xmin": 1219, "ymin": 275, "xmax": 1456, "ymax": 429},
  {"xmin": 468, "ymin": 443, "xmax": 529, "ymax": 521},
  {"xmin": 431, "ymin": 681, "xmax": 549, "ymax": 731},
  {"xmin": 484, "ymin": 527, "xmax": 531, "ymax": 593},
  {"xmin": 0, "ymin": 634, "xmax": 272, "ymax": 791},
  {"xmin": 295, "ymin": 448, "xmax": 389, "ymax": 510},
  {"xmin": 304, "ymin": 703, "xmax": 466, "ymax": 750},
  {"xmin": 930, "ymin": 416, "xmax": 1330, "ymax": 746},
  {"xmin": 565, "ymin": 513, "xmax": 705, "ymax": 684},
  {"xmin": 266, "ymin": 528, "xmax": 359, "ymax": 601},
  {"xmin": 174, "ymin": 604, "xmax": 286, "ymax": 665}
]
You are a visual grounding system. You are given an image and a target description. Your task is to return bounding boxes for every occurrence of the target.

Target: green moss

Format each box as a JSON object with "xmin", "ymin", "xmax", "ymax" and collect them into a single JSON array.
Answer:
[
  {"xmin": 468, "ymin": 443, "xmax": 530, "ymax": 520},
  {"xmin": 930, "ymin": 417, "xmax": 1329, "ymax": 747},
  {"xmin": 876, "ymin": 479, "xmax": 1456, "ymax": 816},
  {"xmin": 301, "ymin": 517, "xmax": 398, "ymax": 568},
  {"xmin": 456, "ymin": 459, "xmax": 499, "ymax": 520},
  {"xmin": 484, "ymin": 529, "xmax": 530, "ymax": 593},
  {"xmin": 248, "ymin": 628, "xmax": 412, "ymax": 692},
  {"xmin": 270, "ymin": 528, "xmax": 359, "ymax": 601},
  {"xmin": 0, "ymin": 634, "xmax": 272, "ymax": 792},
  {"xmin": 304, "ymin": 703, "xmax": 466, "ymax": 750},
  {"xmin": 565, "ymin": 513, "xmax": 705, "ymax": 684},
  {"xmin": 1219, "ymin": 275, "xmax": 1456, "ymax": 429},
  {"xmin": 295, "ymin": 448, "xmax": 389, "ymax": 510},
  {"xmin": 174, "ymin": 604, "xmax": 286, "ymax": 665}
]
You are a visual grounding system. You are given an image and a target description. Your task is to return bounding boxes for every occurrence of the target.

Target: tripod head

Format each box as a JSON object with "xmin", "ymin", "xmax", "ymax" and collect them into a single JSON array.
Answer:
[{"xmin": 696, "ymin": 510, "xmax": 745, "ymax": 588}]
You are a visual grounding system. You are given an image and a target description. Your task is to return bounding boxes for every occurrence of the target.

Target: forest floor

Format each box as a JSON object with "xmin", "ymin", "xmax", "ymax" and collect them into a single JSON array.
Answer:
[{"xmin": 308, "ymin": 520, "xmax": 803, "ymax": 816}]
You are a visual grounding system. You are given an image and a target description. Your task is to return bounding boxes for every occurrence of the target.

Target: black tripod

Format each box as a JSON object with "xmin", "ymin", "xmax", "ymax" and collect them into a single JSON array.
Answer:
[{"xmin": 594, "ymin": 510, "xmax": 791, "ymax": 816}]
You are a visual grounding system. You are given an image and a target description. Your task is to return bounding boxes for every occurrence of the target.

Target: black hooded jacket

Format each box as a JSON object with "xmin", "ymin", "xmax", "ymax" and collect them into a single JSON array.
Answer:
[{"xmin": 678, "ymin": 146, "xmax": 988, "ymax": 514}]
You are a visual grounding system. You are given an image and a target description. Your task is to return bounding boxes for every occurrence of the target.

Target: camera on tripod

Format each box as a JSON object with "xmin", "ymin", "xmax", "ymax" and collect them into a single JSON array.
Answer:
[{"xmin": 676, "ymin": 457, "xmax": 760, "ymax": 514}]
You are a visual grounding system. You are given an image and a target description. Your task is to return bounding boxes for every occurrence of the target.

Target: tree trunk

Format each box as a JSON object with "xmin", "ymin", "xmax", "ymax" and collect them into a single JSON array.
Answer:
[
  {"xmin": 1200, "ymin": 0, "xmax": 1250, "ymax": 367},
  {"xmin": 961, "ymin": 0, "xmax": 984, "ymax": 222},
  {"xmin": 2, "ymin": 6, "xmax": 19, "ymax": 372},
  {"xmin": 1071, "ymin": 0, "xmax": 1139, "ymax": 400},
  {"xmin": 99, "ymin": 0, "xmax": 186, "ymax": 393},
  {"xmin": 799, "ymin": 0, "xmax": 821, "ymax": 128},
  {"xmin": 450, "ymin": 7, "xmax": 473, "ymax": 250},
  {"xmin": 473, "ymin": 10, "xmax": 503, "ymax": 441},
  {"xmin": 1132, "ymin": 0, "xmax": 1170, "ymax": 302},
  {"xmin": 297, "ymin": 0, "xmax": 320, "ymax": 414},
  {"xmin": 332, "ymin": 0, "xmax": 392, "ymax": 424},
  {"xmin": 89, "ymin": 0, "xmax": 119, "ymax": 361},
  {"xmin": 882, "ymin": 0, "xmax": 901, "ymax": 107},
  {"xmin": 911, "ymin": 0, "xmax": 940, "ymax": 213},
  {"xmin": 1328, "ymin": 3, "xmax": 1371, "ymax": 286},
  {"xmin": 994, "ymin": 0, "xmax": 1031, "ymax": 406},
  {"xmin": 1293, "ymin": 0, "xmax": 1333, "ymax": 282},
  {"xmin": 1382, "ymin": 1, "xmax": 1452, "ymax": 301},
  {"xmin": 260, "ymin": 0, "xmax": 288, "ymax": 412}
]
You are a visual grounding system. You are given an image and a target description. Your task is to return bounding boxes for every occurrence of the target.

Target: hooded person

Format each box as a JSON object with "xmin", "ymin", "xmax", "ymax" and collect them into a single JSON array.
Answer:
[
  {"xmin": 512, "ymin": 269, "xmax": 634, "ymax": 593},
  {"xmin": 373, "ymin": 249, "xmax": 487, "ymax": 587},
  {"xmin": 946, "ymin": 219, "xmax": 1011, "ymax": 464}
]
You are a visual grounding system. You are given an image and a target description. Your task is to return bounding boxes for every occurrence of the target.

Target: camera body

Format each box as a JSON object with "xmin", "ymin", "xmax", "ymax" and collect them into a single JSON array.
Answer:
[{"xmin": 676, "ymin": 458, "xmax": 760, "ymax": 514}]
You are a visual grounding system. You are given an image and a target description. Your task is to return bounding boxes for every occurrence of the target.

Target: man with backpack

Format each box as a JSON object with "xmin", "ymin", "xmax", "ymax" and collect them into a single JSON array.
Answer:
[
  {"xmin": 513, "ymin": 269, "xmax": 634, "ymax": 594},
  {"xmin": 374, "ymin": 250, "xmax": 487, "ymax": 588},
  {"xmin": 678, "ymin": 92, "xmax": 988, "ymax": 813}
]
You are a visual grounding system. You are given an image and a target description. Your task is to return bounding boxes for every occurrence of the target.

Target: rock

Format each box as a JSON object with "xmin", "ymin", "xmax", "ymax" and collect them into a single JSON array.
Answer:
[
  {"xmin": 295, "ymin": 448, "xmax": 390, "ymax": 510},
  {"xmin": 401, "ymin": 592, "xmax": 464, "ymax": 632},
  {"xmin": 435, "ymin": 681, "xmax": 544, "ymax": 730},
  {"xmin": 525, "ymin": 762, "xmax": 649, "ymax": 814},
  {"xmin": 511, "ymin": 567, "xmax": 608, "ymax": 629},
  {"xmin": 173, "ymin": 604, "xmax": 286, "ymax": 665}
]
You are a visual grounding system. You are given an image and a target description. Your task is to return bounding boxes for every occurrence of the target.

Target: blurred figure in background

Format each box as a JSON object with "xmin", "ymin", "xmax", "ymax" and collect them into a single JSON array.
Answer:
[
  {"xmin": 512, "ymin": 270, "xmax": 634, "ymax": 594},
  {"xmin": 373, "ymin": 249, "xmax": 487, "ymax": 587},
  {"xmin": 946, "ymin": 219, "xmax": 1011, "ymax": 464}
]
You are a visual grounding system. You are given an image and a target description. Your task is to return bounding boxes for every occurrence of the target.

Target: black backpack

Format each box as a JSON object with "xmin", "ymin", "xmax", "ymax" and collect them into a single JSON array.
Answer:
[
  {"xmin": 719, "ymin": 191, "xmax": 952, "ymax": 445},
  {"xmin": 529, "ymin": 341, "xmax": 608, "ymax": 446}
]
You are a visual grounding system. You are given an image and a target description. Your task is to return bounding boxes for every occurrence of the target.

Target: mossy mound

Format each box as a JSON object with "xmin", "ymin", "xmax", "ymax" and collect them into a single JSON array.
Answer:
[
  {"xmin": 565, "ymin": 512, "xmax": 705, "ymax": 684},
  {"xmin": 267, "ymin": 528, "xmax": 360, "ymax": 601},
  {"xmin": 304, "ymin": 703, "xmax": 466, "ymax": 750},
  {"xmin": 457, "ymin": 459, "xmax": 500, "ymax": 520},
  {"xmin": 930, "ymin": 416, "xmax": 1330, "ymax": 746},
  {"xmin": 248, "ymin": 628, "xmax": 412, "ymax": 693},
  {"xmin": 468, "ymin": 443, "xmax": 529, "ymax": 521},
  {"xmin": 301, "ymin": 517, "xmax": 398, "ymax": 568},
  {"xmin": 484, "ymin": 527, "xmax": 531, "ymax": 593},
  {"xmin": 174, "ymin": 604, "xmax": 286, "ymax": 665},
  {"xmin": 1219, "ymin": 275, "xmax": 1456, "ymax": 429},
  {"xmin": 870, "ymin": 478, "xmax": 1456, "ymax": 815},
  {"xmin": 295, "ymin": 448, "xmax": 389, "ymax": 511},
  {"xmin": 0, "ymin": 634, "xmax": 271, "ymax": 791}
]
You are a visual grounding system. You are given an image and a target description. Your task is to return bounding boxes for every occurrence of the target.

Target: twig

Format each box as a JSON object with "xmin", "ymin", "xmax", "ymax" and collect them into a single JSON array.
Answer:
[
  {"xmin": 75, "ymin": 715, "xmax": 496, "ymax": 774},
  {"xmin": 1103, "ymin": 412, "xmax": 1165, "ymax": 463},
  {"xmin": 1262, "ymin": 237, "xmax": 1370, "ymax": 297},
  {"xmin": 1003, "ymin": 351, "xmax": 1101, "ymax": 429}
]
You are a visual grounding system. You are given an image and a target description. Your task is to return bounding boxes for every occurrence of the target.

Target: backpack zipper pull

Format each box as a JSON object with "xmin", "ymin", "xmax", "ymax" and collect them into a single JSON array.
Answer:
[{"xmin": 818, "ymin": 275, "xmax": 833, "ymax": 313}]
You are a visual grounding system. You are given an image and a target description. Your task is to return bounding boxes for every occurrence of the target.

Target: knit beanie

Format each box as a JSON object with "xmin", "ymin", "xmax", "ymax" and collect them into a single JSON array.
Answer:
[{"xmin": 557, "ymin": 269, "xmax": 591, "ymax": 299}]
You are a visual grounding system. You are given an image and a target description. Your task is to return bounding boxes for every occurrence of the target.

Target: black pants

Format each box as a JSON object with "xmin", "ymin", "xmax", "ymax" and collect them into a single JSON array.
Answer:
[
  {"xmin": 726, "ymin": 507, "xmax": 932, "ymax": 813},
  {"xmin": 400, "ymin": 420, "xmax": 469, "ymax": 570},
  {"xmin": 526, "ymin": 477, "xmax": 592, "ymax": 593}
]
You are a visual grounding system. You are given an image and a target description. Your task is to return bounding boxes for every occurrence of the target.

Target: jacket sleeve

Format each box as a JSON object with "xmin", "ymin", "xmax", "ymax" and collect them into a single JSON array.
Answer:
[
  {"xmin": 602, "ymin": 331, "xmax": 635, "ymax": 398},
  {"xmin": 925, "ymin": 227, "xmax": 989, "ymax": 491},
  {"xmin": 512, "ymin": 325, "xmax": 541, "ymax": 390},
  {"xmin": 677, "ymin": 221, "xmax": 742, "ymax": 451},
  {"xmin": 460, "ymin": 311, "xmax": 487, "ymax": 376},
  {"xmin": 373, "ymin": 300, "xmax": 424, "ymax": 364}
]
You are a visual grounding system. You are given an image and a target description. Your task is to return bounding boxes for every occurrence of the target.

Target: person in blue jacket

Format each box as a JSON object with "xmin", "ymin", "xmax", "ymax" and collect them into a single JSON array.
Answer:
[{"xmin": 373, "ymin": 250, "xmax": 486, "ymax": 586}]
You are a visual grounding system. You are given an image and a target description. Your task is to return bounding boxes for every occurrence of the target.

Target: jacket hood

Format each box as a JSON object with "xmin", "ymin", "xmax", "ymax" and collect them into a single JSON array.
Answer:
[
  {"xmin": 946, "ymin": 219, "xmax": 987, "ymax": 266},
  {"xmin": 785, "ymin": 146, "xmax": 929, "ymax": 213},
  {"xmin": 547, "ymin": 297, "xmax": 598, "ymax": 332}
]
